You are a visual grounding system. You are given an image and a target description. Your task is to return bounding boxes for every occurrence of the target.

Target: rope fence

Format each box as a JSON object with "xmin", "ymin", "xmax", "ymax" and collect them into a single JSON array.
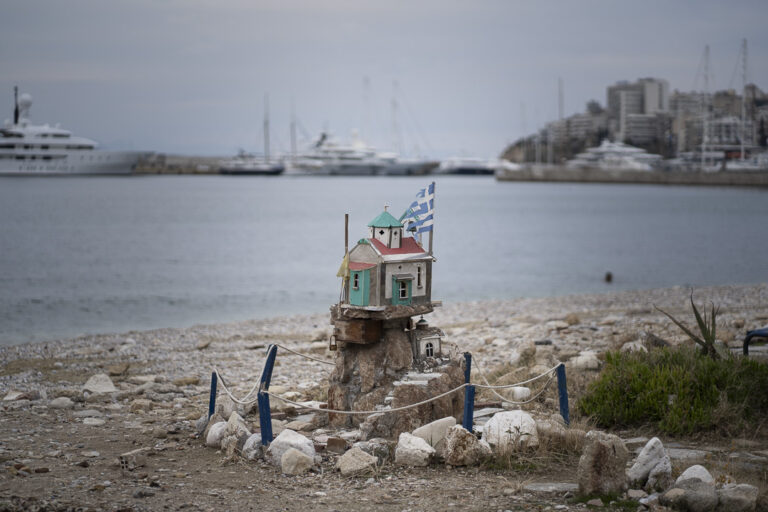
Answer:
[{"xmin": 207, "ymin": 344, "xmax": 570, "ymax": 446}]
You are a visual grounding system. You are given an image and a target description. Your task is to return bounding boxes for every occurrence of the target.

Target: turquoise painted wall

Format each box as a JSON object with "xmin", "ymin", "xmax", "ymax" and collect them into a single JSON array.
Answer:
[{"xmin": 350, "ymin": 269, "xmax": 370, "ymax": 306}]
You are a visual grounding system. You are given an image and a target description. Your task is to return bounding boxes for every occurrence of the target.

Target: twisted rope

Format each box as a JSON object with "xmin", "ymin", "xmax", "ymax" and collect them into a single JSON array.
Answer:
[
  {"xmin": 273, "ymin": 344, "xmax": 335, "ymax": 366},
  {"xmin": 471, "ymin": 356, "xmax": 561, "ymax": 405}
]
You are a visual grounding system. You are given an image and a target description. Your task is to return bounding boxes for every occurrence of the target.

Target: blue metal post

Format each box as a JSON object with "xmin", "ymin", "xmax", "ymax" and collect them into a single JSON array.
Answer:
[
  {"xmin": 207, "ymin": 371, "xmax": 217, "ymax": 419},
  {"xmin": 462, "ymin": 385, "xmax": 475, "ymax": 432},
  {"xmin": 463, "ymin": 352, "xmax": 472, "ymax": 384},
  {"xmin": 258, "ymin": 344, "xmax": 278, "ymax": 446},
  {"xmin": 556, "ymin": 363, "xmax": 570, "ymax": 425}
]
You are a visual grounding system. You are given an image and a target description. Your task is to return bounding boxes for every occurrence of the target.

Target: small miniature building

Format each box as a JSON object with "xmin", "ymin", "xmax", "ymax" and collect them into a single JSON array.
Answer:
[
  {"xmin": 345, "ymin": 207, "xmax": 433, "ymax": 308},
  {"xmin": 411, "ymin": 317, "xmax": 444, "ymax": 360}
]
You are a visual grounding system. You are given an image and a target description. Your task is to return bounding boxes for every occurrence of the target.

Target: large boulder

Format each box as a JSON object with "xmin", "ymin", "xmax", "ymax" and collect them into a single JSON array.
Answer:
[
  {"xmin": 266, "ymin": 429, "xmax": 315, "ymax": 467},
  {"xmin": 716, "ymin": 483, "xmax": 759, "ymax": 512},
  {"xmin": 481, "ymin": 410, "xmax": 539, "ymax": 452},
  {"xmin": 661, "ymin": 478, "xmax": 717, "ymax": 512},
  {"xmin": 395, "ymin": 432, "xmax": 435, "ymax": 467},
  {"xmin": 412, "ymin": 416, "xmax": 456, "ymax": 457},
  {"xmin": 335, "ymin": 446, "xmax": 378, "ymax": 477},
  {"xmin": 280, "ymin": 447, "xmax": 314, "ymax": 475},
  {"xmin": 443, "ymin": 425, "xmax": 492, "ymax": 466},
  {"xmin": 676, "ymin": 465, "xmax": 714, "ymax": 485},
  {"xmin": 646, "ymin": 454, "xmax": 673, "ymax": 492},
  {"xmin": 627, "ymin": 437, "xmax": 669, "ymax": 488},
  {"xmin": 577, "ymin": 430, "xmax": 629, "ymax": 496}
]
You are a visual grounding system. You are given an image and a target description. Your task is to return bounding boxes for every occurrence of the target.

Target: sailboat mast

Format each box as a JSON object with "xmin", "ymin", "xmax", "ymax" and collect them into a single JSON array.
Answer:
[
  {"xmin": 741, "ymin": 38, "xmax": 747, "ymax": 161},
  {"xmin": 13, "ymin": 86, "xmax": 19, "ymax": 125},
  {"xmin": 290, "ymin": 98, "xmax": 297, "ymax": 161},
  {"xmin": 264, "ymin": 93, "xmax": 270, "ymax": 164}
]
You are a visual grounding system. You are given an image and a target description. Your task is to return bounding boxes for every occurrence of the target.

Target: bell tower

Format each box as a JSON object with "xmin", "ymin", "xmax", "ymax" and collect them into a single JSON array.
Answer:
[{"xmin": 367, "ymin": 205, "xmax": 403, "ymax": 249}]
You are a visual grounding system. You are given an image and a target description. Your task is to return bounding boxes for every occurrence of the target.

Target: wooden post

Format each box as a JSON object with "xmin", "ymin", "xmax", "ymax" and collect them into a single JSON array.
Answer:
[
  {"xmin": 258, "ymin": 344, "xmax": 278, "ymax": 445},
  {"xmin": 556, "ymin": 363, "xmax": 570, "ymax": 425},
  {"xmin": 207, "ymin": 371, "xmax": 218, "ymax": 419}
]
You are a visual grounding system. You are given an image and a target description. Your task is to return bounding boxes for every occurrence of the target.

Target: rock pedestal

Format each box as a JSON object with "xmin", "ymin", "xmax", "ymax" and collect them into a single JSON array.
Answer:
[{"xmin": 327, "ymin": 311, "xmax": 464, "ymax": 439}]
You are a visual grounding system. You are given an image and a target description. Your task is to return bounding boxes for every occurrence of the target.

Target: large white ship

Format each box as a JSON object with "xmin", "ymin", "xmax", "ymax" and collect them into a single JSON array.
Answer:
[{"xmin": 1, "ymin": 88, "xmax": 149, "ymax": 175}]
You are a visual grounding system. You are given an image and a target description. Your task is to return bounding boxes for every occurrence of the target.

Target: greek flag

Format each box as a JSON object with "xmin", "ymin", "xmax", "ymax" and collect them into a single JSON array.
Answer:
[{"xmin": 400, "ymin": 182, "xmax": 434, "ymax": 236}]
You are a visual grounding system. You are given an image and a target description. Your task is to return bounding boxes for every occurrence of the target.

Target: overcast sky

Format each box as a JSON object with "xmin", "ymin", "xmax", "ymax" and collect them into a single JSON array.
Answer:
[{"xmin": 2, "ymin": 1, "xmax": 766, "ymax": 158}]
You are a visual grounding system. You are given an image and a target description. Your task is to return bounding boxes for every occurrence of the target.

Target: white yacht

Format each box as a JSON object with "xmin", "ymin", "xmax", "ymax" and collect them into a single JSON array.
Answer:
[
  {"xmin": 219, "ymin": 150, "xmax": 284, "ymax": 175},
  {"xmin": 287, "ymin": 132, "xmax": 437, "ymax": 176},
  {"xmin": 435, "ymin": 157, "xmax": 517, "ymax": 175},
  {"xmin": 0, "ymin": 89, "xmax": 149, "ymax": 175},
  {"xmin": 566, "ymin": 140, "xmax": 662, "ymax": 171}
]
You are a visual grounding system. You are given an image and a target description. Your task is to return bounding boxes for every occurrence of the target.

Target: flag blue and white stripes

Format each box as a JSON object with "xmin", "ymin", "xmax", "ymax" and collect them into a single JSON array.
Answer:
[{"xmin": 400, "ymin": 182, "xmax": 435, "ymax": 236}]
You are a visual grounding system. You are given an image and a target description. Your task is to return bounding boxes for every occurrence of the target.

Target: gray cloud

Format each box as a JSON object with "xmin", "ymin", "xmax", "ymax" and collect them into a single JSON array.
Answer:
[{"xmin": 1, "ymin": 0, "xmax": 766, "ymax": 156}]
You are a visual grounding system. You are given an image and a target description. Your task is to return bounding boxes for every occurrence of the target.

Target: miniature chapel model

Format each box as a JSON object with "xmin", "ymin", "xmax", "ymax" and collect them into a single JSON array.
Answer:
[
  {"xmin": 331, "ymin": 206, "xmax": 442, "ymax": 361},
  {"xmin": 327, "ymin": 203, "xmax": 464, "ymax": 435}
]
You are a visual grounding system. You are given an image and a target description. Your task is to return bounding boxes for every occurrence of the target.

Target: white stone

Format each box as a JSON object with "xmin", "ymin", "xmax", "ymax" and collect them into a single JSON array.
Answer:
[
  {"xmin": 241, "ymin": 434, "xmax": 263, "ymax": 460},
  {"xmin": 646, "ymin": 455, "xmax": 673, "ymax": 492},
  {"xmin": 83, "ymin": 417, "xmax": 106, "ymax": 426},
  {"xmin": 411, "ymin": 416, "xmax": 456, "ymax": 455},
  {"xmin": 225, "ymin": 412, "xmax": 250, "ymax": 438},
  {"xmin": 205, "ymin": 422, "xmax": 227, "ymax": 448},
  {"xmin": 627, "ymin": 437, "xmax": 668, "ymax": 486},
  {"xmin": 3, "ymin": 391, "xmax": 24, "ymax": 401},
  {"xmin": 443, "ymin": 425, "xmax": 492, "ymax": 466},
  {"xmin": 621, "ymin": 341, "xmax": 648, "ymax": 353},
  {"xmin": 82, "ymin": 373, "xmax": 117, "ymax": 394},
  {"xmin": 509, "ymin": 387, "xmax": 531, "ymax": 401},
  {"xmin": 675, "ymin": 465, "xmax": 714, "ymax": 485},
  {"xmin": 49, "ymin": 397, "xmax": 74, "ymax": 409},
  {"xmin": 568, "ymin": 351, "xmax": 601, "ymax": 370},
  {"xmin": 280, "ymin": 447, "xmax": 314, "ymax": 475},
  {"xmin": 481, "ymin": 410, "xmax": 539, "ymax": 451},
  {"xmin": 335, "ymin": 446, "xmax": 378, "ymax": 476},
  {"xmin": 395, "ymin": 432, "xmax": 435, "ymax": 466},
  {"xmin": 266, "ymin": 429, "xmax": 315, "ymax": 467}
]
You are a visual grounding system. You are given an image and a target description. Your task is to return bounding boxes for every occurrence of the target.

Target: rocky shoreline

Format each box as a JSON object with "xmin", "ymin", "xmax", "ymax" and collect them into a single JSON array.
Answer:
[{"xmin": 1, "ymin": 283, "xmax": 767, "ymax": 511}]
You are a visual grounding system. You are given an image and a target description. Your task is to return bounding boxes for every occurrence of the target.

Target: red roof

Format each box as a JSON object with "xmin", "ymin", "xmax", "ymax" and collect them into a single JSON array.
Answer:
[
  {"xmin": 369, "ymin": 237, "xmax": 426, "ymax": 256},
  {"xmin": 349, "ymin": 262, "xmax": 376, "ymax": 271}
]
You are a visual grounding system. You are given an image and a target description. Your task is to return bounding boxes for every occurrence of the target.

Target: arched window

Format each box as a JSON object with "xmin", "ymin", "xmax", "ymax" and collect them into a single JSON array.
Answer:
[{"xmin": 425, "ymin": 342, "xmax": 434, "ymax": 357}]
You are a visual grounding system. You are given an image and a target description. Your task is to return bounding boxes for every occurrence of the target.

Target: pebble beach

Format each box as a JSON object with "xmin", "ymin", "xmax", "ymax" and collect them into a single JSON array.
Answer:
[{"xmin": 1, "ymin": 283, "xmax": 767, "ymax": 511}]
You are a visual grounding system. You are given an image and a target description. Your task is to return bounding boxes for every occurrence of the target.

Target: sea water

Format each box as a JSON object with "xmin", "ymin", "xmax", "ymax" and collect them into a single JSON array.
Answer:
[{"xmin": 1, "ymin": 175, "xmax": 767, "ymax": 345}]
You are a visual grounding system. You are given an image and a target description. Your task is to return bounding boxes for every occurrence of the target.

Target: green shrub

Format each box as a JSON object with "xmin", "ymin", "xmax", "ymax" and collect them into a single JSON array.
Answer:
[{"xmin": 577, "ymin": 347, "xmax": 768, "ymax": 435}]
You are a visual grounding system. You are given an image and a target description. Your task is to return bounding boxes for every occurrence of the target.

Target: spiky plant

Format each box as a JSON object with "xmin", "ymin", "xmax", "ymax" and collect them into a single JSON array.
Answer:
[{"xmin": 655, "ymin": 293, "xmax": 721, "ymax": 360}]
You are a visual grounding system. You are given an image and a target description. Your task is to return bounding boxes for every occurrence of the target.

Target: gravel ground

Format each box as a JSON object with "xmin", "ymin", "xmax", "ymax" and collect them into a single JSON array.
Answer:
[{"xmin": 1, "ymin": 283, "xmax": 767, "ymax": 511}]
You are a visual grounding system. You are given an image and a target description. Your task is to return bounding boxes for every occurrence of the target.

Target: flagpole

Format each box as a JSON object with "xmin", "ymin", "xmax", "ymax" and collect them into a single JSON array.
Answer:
[{"xmin": 428, "ymin": 181, "xmax": 434, "ymax": 256}]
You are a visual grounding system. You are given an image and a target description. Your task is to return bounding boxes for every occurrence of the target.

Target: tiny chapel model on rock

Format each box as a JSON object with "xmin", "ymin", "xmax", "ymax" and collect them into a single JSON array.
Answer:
[{"xmin": 326, "ymin": 185, "xmax": 466, "ymax": 438}]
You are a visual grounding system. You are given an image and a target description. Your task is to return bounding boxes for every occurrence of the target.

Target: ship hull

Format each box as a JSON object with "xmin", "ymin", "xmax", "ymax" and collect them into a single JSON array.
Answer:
[{"xmin": 0, "ymin": 150, "xmax": 149, "ymax": 176}]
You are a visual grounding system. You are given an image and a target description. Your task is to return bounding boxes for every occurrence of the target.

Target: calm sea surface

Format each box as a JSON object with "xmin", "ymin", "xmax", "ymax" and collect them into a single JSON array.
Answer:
[{"xmin": 1, "ymin": 175, "xmax": 767, "ymax": 345}]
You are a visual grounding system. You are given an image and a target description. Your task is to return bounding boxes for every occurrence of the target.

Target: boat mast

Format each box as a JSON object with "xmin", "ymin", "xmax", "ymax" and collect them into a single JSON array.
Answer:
[
  {"xmin": 290, "ymin": 98, "xmax": 297, "ymax": 162},
  {"xmin": 741, "ymin": 38, "xmax": 748, "ymax": 161},
  {"xmin": 264, "ymin": 93, "xmax": 270, "ymax": 164},
  {"xmin": 13, "ymin": 86, "xmax": 19, "ymax": 125}
]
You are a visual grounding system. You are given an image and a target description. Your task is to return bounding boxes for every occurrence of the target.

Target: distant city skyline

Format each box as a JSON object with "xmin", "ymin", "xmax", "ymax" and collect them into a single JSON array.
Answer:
[{"xmin": 1, "ymin": 1, "xmax": 767, "ymax": 158}]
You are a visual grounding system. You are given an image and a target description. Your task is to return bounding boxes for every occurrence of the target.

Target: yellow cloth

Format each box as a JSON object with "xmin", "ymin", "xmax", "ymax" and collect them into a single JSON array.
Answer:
[{"xmin": 336, "ymin": 253, "xmax": 349, "ymax": 279}]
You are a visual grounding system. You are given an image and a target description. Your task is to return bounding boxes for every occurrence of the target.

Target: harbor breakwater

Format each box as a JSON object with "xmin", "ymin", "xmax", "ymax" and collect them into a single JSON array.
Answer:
[{"xmin": 496, "ymin": 165, "xmax": 768, "ymax": 187}]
